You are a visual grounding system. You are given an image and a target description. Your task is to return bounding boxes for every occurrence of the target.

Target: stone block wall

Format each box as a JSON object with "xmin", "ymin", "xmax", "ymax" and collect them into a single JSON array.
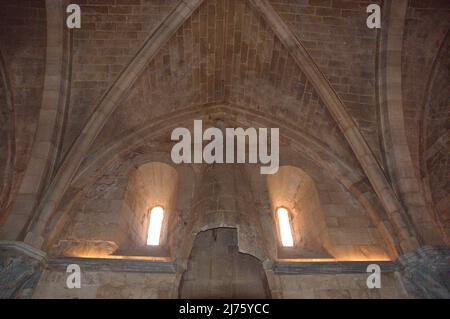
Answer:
[
  {"xmin": 402, "ymin": 0, "xmax": 450, "ymax": 172},
  {"xmin": 421, "ymin": 36, "xmax": 450, "ymax": 241},
  {"xmin": 89, "ymin": 0, "xmax": 354, "ymax": 170},
  {"xmin": 33, "ymin": 269, "xmax": 176, "ymax": 299},
  {"xmin": 401, "ymin": 1, "xmax": 450, "ymax": 242},
  {"xmin": 50, "ymin": 174, "xmax": 129, "ymax": 257},
  {"xmin": 269, "ymin": 0, "xmax": 382, "ymax": 161},
  {"xmin": 50, "ymin": 153, "xmax": 391, "ymax": 263},
  {"xmin": 318, "ymin": 180, "xmax": 390, "ymax": 260},
  {"xmin": 275, "ymin": 272, "xmax": 408, "ymax": 299},
  {"xmin": 179, "ymin": 228, "xmax": 271, "ymax": 299},
  {"xmin": 61, "ymin": 0, "xmax": 179, "ymax": 157},
  {"xmin": 265, "ymin": 164, "xmax": 391, "ymax": 261},
  {"xmin": 31, "ymin": 262, "xmax": 409, "ymax": 299}
]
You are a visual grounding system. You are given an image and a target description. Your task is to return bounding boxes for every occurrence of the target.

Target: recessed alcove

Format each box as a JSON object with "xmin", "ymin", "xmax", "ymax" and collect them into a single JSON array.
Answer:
[
  {"xmin": 49, "ymin": 161, "xmax": 179, "ymax": 259},
  {"xmin": 266, "ymin": 166, "xmax": 333, "ymax": 259},
  {"xmin": 117, "ymin": 162, "xmax": 178, "ymax": 257}
]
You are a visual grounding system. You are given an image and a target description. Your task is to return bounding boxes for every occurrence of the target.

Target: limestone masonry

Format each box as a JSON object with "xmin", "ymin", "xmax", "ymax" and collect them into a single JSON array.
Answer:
[{"xmin": 0, "ymin": 0, "xmax": 448, "ymax": 299}]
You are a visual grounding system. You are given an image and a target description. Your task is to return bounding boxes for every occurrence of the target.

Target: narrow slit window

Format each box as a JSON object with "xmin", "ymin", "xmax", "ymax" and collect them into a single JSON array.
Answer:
[
  {"xmin": 147, "ymin": 206, "xmax": 164, "ymax": 246},
  {"xmin": 277, "ymin": 207, "xmax": 294, "ymax": 247}
]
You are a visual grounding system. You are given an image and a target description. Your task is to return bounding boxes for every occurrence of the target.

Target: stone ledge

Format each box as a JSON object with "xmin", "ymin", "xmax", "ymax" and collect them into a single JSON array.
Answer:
[
  {"xmin": 0, "ymin": 240, "xmax": 47, "ymax": 262},
  {"xmin": 47, "ymin": 256, "xmax": 177, "ymax": 274},
  {"xmin": 273, "ymin": 261, "xmax": 398, "ymax": 275}
]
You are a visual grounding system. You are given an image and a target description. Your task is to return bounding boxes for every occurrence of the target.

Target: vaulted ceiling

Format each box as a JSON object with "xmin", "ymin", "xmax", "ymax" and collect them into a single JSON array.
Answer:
[
  {"xmin": 66, "ymin": 0, "xmax": 358, "ymax": 170},
  {"xmin": 0, "ymin": 0, "xmax": 449, "ymax": 251},
  {"xmin": 62, "ymin": 0, "xmax": 179, "ymax": 156}
]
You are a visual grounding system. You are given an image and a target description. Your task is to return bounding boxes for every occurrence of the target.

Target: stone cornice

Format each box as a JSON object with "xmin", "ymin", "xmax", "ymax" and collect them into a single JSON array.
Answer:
[
  {"xmin": 47, "ymin": 256, "xmax": 178, "ymax": 274},
  {"xmin": 273, "ymin": 261, "xmax": 398, "ymax": 275}
]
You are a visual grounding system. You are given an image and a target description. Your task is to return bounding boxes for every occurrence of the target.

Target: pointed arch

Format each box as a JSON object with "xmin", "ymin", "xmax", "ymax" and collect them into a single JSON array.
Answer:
[
  {"xmin": 249, "ymin": 0, "xmax": 419, "ymax": 253},
  {"xmin": 40, "ymin": 104, "xmax": 401, "ymax": 259},
  {"xmin": 23, "ymin": 0, "xmax": 205, "ymax": 248}
]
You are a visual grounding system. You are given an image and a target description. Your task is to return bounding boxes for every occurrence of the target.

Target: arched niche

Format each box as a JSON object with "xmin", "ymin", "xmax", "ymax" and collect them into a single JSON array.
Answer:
[
  {"xmin": 267, "ymin": 165, "xmax": 333, "ymax": 259},
  {"xmin": 119, "ymin": 162, "xmax": 178, "ymax": 256},
  {"xmin": 48, "ymin": 161, "xmax": 180, "ymax": 258}
]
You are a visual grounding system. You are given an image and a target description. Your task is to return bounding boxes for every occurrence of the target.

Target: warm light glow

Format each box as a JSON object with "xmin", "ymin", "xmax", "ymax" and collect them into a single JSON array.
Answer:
[
  {"xmin": 277, "ymin": 207, "xmax": 294, "ymax": 247},
  {"xmin": 147, "ymin": 206, "xmax": 164, "ymax": 246}
]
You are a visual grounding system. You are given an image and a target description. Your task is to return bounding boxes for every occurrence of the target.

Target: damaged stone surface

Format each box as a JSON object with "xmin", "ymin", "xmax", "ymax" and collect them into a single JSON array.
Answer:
[
  {"xmin": 399, "ymin": 246, "xmax": 450, "ymax": 298},
  {"xmin": 0, "ymin": 241, "xmax": 46, "ymax": 299}
]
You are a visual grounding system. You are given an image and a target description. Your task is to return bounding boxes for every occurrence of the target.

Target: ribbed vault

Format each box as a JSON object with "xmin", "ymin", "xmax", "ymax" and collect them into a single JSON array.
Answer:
[
  {"xmin": 4, "ymin": 0, "xmax": 433, "ymax": 256},
  {"xmin": 91, "ymin": 0, "xmax": 353, "ymax": 165},
  {"xmin": 0, "ymin": 0, "xmax": 449, "ymax": 300},
  {"xmin": 269, "ymin": 0, "xmax": 382, "ymax": 161},
  {"xmin": 0, "ymin": 1, "xmax": 47, "ymax": 226},
  {"xmin": 10, "ymin": 0, "xmax": 405, "ymax": 256},
  {"xmin": 421, "ymin": 32, "xmax": 450, "ymax": 242}
]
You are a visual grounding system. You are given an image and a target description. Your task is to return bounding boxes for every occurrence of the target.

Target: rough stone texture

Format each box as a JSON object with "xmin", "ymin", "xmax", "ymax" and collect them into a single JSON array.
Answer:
[
  {"xmin": 275, "ymin": 272, "xmax": 408, "ymax": 299},
  {"xmin": 315, "ymin": 174, "xmax": 391, "ymax": 260},
  {"xmin": 0, "ymin": 0, "xmax": 73, "ymax": 243},
  {"xmin": 421, "ymin": 35, "xmax": 450, "ymax": 241},
  {"xmin": 61, "ymin": 0, "xmax": 179, "ymax": 157},
  {"xmin": 402, "ymin": 0, "xmax": 450, "ymax": 172},
  {"xmin": 0, "ymin": 242, "xmax": 46, "ymax": 299},
  {"xmin": 91, "ymin": 0, "xmax": 356, "ymax": 168},
  {"xmin": 52, "ymin": 147, "xmax": 391, "ymax": 263},
  {"xmin": 179, "ymin": 228, "xmax": 271, "ymax": 298},
  {"xmin": 399, "ymin": 246, "xmax": 450, "ymax": 299},
  {"xmin": 179, "ymin": 164, "xmax": 268, "ymax": 262},
  {"xmin": 50, "ymin": 172, "xmax": 129, "ymax": 257},
  {"xmin": 49, "ymin": 161, "xmax": 179, "ymax": 257},
  {"xmin": 267, "ymin": 166, "xmax": 332, "ymax": 258},
  {"xmin": 0, "ymin": 0, "xmax": 449, "ymax": 299},
  {"xmin": 123, "ymin": 162, "xmax": 178, "ymax": 249},
  {"xmin": 401, "ymin": 1, "xmax": 450, "ymax": 242},
  {"xmin": 269, "ymin": 0, "xmax": 382, "ymax": 161},
  {"xmin": 33, "ymin": 268, "xmax": 176, "ymax": 299}
]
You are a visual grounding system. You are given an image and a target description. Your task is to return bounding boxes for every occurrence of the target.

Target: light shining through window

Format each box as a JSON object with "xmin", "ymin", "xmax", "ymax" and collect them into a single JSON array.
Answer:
[
  {"xmin": 147, "ymin": 206, "xmax": 164, "ymax": 246},
  {"xmin": 277, "ymin": 207, "xmax": 294, "ymax": 247}
]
